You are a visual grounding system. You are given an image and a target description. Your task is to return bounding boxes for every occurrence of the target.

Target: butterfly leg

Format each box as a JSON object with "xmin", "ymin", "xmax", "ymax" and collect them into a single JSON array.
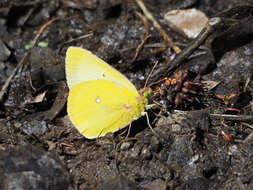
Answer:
[
  {"xmin": 120, "ymin": 113, "xmax": 159, "ymax": 138},
  {"xmin": 145, "ymin": 112, "xmax": 160, "ymax": 137},
  {"xmin": 126, "ymin": 122, "xmax": 132, "ymax": 138},
  {"xmin": 118, "ymin": 122, "xmax": 132, "ymax": 138}
]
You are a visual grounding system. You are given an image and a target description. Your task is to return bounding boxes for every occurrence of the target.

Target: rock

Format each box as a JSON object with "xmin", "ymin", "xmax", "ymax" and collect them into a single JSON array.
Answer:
[
  {"xmin": 164, "ymin": 8, "xmax": 209, "ymax": 39},
  {"xmin": 101, "ymin": 175, "xmax": 142, "ymax": 190},
  {"xmin": 0, "ymin": 144, "xmax": 74, "ymax": 190},
  {"xmin": 144, "ymin": 178, "xmax": 167, "ymax": 190},
  {"xmin": 182, "ymin": 177, "xmax": 210, "ymax": 190},
  {"xmin": 120, "ymin": 141, "xmax": 133, "ymax": 151},
  {"xmin": 21, "ymin": 120, "xmax": 48, "ymax": 136},
  {"xmin": 0, "ymin": 40, "xmax": 10, "ymax": 62}
]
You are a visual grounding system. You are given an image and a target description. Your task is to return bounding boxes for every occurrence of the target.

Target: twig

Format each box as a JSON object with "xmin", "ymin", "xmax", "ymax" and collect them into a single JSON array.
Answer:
[
  {"xmin": 241, "ymin": 122, "xmax": 253, "ymax": 130},
  {"xmin": 59, "ymin": 32, "xmax": 94, "ymax": 47},
  {"xmin": 0, "ymin": 17, "xmax": 60, "ymax": 102},
  {"xmin": 31, "ymin": 17, "xmax": 59, "ymax": 47},
  {"xmin": 149, "ymin": 17, "xmax": 222, "ymax": 82},
  {"xmin": 0, "ymin": 0, "xmax": 48, "ymax": 7},
  {"xmin": 120, "ymin": 42, "xmax": 167, "ymax": 52},
  {"xmin": 151, "ymin": 46, "xmax": 169, "ymax": 55},
  {"xmin": 36, "ymin": 82, "xmax": 68, "ymax": 121},
  {"xmin": 28, "ymin": 17, "xmax": 60, "ymax": 90},
  {"xmin": 173, "ymin": 109, "xmax": 253, "ymax": 122},
  {"xmin": 244, "ymin": 76, "xmax": 250, "ymax": 92},
  {"xmin": 147, "ymin": 77, "xmax": 166, "ymax": 87},
  {"xmin": 210, "ymin": 114, "xmax": 253, "ymax": 121},
  {"xmin": 10, "ymin": 1, "xmax": 48, "ymax": 6},
  {"xmin": 19, "ymin": 5, "xmax": 37, "ymax": 26},
  {"xmin": 131, "ymin": 11, "xmax": 150, "ymax": 62},
  {"xmin": 243, "ymin": 131, "xmax": 253, "ymax": 143},
  {"xmin": 0, "ymin": 54, "xmax": 30, "ymax": 101},
  {"xmin": 135, "ymin": 0, "xmax": 181, "ymax": 53}
]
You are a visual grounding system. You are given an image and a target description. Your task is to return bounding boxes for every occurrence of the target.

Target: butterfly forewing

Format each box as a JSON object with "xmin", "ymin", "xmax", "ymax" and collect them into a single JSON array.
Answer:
[{"xmin": 65, "ymin": 47, "xmax": 139, "ymax": 95}]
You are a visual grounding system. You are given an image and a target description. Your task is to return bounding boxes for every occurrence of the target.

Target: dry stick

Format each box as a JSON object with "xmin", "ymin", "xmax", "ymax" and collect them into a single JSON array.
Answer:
[
  {"xmin": 31, "ymin": 17, "xmax": 59, "ymax": 47},
  {"xmin": 243, "ymin": 132, "xmax": 253, "ymax": 143},
  {"xmin": 0, "ymin": 17, "xmax": 60, "ymax": 102},
  {"xmin": 10, "ymin": 1, "xmax": 47, "ymax": 6},
  {"xmin": 241, "ymin": 122, "xmax": 253, "ymax": 130},
  {"xmin": 20, "ymin": 6, "xmax": 36, "ymax": 26},
  {"xmin": 27, "ymin": 17, "xmax": 60, "ymax": 90},
  {"xmin": 120, "ymin": 42, "xmax": 167, "ymax": 52},
  {"xmin": 210, "ymin": 114, "xmax": 253, "ymax": 122},
  {"xmin": 0, "ymin": 55, "xmax": 29, "ymax": 101},
  {"xmin": 40, "ymin": 82, "xmax": 68, "ymax": 121},
  {"xmin": 149, "ymin": 17, "xmax": 222, "ymax": 82},
  {"xmin": 28, "ymin": 65, "xmax": 36, "ymax": 91},
  {"xmin": 147, "ymin": 77, "xmax": 167, "ymax": 87},
  {"xmin": 135, "ymin": 0, "xmax": 181, "ymax": 53},
  {"xmin": 174, "ymin": 110, "xmax": 253, "ymax": 122},
  {"xmin": 151, "ymin": 46, "xmax": 169, "ymax": 55},
  {"xmin": 59, "ymin": 32, "xmax": 94, "ymax": 47},
  {"xmin": 131, "ymin": 11, "xmax": 151, "ymax": 62}
]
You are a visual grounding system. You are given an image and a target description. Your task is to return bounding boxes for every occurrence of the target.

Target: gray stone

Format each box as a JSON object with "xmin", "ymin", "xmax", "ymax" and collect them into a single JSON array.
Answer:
[
  {"xmin": 0, "ymin": 40, "xmax": 10, "ymax": 62},
  {"xmin": 0, "ymin": 144, "xmax": 74, "ymax": 190}
]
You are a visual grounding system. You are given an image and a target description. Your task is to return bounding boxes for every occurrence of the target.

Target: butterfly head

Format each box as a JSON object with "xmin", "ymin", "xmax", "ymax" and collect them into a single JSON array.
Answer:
[{"xmin": 138, "ymin": 87, "xmax": 152, "ymax": 105}]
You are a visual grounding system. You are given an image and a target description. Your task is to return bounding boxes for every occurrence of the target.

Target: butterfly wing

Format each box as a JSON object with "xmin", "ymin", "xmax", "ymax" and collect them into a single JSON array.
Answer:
[
  {"xmin": 67, "ymin": 80, "xmax": 146, "ymax": 139},
  {"xmin": 65, "ymin": 47, "xmax": 138, "ymax": 95}
]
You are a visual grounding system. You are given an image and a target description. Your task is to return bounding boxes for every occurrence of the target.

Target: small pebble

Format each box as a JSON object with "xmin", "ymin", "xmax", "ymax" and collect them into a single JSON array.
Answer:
[
  {"xmin": 164, "ymin": 8, "xmax": 209, "ymax": 38},
  {"xmin": 0, "ymin": 40, "xmax": 10, "ymax": 62}
]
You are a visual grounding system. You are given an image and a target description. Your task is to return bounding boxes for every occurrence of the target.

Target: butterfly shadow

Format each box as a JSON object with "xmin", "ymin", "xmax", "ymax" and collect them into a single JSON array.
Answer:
[{"xmin": 124, "ymin": 111, "xmax": 157, "ymax": 138}]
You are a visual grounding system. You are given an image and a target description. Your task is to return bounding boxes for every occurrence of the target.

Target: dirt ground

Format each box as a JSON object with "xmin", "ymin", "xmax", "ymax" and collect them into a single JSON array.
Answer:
[{"xmin": 0, "ymin": 0, "xmax": 253, "ymax": 190}]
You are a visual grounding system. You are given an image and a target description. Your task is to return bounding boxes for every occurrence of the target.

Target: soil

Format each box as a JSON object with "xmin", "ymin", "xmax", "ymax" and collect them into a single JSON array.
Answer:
[{"xmin": 0, "ymin": 0, "xmax": 253, "ymax": 190}]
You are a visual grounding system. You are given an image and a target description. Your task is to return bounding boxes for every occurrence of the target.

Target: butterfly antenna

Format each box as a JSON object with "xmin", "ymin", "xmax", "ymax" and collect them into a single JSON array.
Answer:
[{"xmin": 144, "ymin": 60, "xmax": 159, "ymax": 88}]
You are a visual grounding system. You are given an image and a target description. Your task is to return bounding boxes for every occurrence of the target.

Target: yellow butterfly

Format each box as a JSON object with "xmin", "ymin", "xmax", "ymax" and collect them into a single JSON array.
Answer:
[{"xmin": 65, "ymin": 47, "xmax": 150, "ymax": 139}]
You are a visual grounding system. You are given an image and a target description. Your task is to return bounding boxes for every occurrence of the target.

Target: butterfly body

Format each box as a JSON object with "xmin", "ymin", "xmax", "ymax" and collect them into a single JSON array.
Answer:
[{"xmin": 66, "ymin": 47, "xmax": 148, "ymax": 139}]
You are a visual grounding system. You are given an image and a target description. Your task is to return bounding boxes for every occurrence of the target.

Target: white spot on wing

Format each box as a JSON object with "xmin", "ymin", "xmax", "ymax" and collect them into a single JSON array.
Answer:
[{"xmin": 96, "ymin": 97, "xmax": 101, "ymax": 103}]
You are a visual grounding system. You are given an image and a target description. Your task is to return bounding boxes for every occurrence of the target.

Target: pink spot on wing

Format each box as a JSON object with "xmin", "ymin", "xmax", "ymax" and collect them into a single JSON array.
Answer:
[{"xmin": 123, "ymin": 104, "xmax": 132, "ymax": 112}]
